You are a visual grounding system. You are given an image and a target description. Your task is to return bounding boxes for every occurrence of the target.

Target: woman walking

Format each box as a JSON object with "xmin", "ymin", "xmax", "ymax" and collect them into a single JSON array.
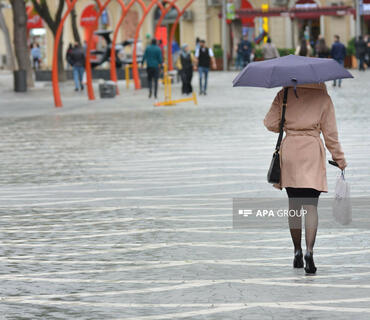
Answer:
[
  {"xmin": 295, "ymin": 39, "xmax": 312, "ymax": 57},
  {"xmin": 264, "ymin": 83, "xmax": 347, "ymax": 274},
  {"xmin": 316, "ymin": 38, "xmax": 330, "ymax": 58},
  {"xmin": 176, "ymin": 44, "xmax": 195, "ymax": 95}
]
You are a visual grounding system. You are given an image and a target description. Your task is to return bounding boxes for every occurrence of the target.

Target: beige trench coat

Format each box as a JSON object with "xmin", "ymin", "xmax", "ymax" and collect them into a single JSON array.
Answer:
[{"xmin": 264, "ymin": 83, "xmax": 347, "ymax": 192}]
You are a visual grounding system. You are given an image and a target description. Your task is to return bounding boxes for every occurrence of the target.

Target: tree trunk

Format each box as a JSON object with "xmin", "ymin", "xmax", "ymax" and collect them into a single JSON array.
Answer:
[
  {"xmin": 56, "ymin": 29, "xmax": 66, "ymax": 81},
  {"xmin": 70, "ymin": 8, "xmax": 81, "ymax": 45},
  {"xmin": 0, "ymin": 5, "xmax": 15, "ymax": 70},
  {"xmin": 10, "ymin": 0, "xmax": 34, "ymax": 87}
]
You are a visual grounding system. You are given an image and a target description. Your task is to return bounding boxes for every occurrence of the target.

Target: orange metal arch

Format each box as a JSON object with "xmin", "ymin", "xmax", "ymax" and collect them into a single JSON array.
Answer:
[
  {"xmin": 168, "ymin": 0, "xmax": 195, "ymax": 71},
  {"xmin": 84, "ymin": 0, "xmax": 113, "ymax": 101},
  {"xmin": 52, "ymin": 0, "xmax": 79, "ymax": 107},
  {"xmin": 154, "ymin": 0, "xmax": 180, "ymax": 36},
  {"xmin": 132, "ymin": 0, "xmax": 169, "ymax": 90},
  {"xmin": 110, "ymin": 0, "xmax": 144, "ymax": 94}
]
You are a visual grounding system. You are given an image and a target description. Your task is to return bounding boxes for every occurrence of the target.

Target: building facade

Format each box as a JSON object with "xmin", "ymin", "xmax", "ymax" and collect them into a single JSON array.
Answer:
[{"xmin": 0, "ymin": 0, "xmax": 366, "ymax": 70}]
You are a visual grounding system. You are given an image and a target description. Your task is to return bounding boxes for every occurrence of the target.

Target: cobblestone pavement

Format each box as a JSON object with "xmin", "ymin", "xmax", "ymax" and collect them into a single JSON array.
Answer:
[{"xmin": 0, "ymin": 70, "xmax": 369, "ymax": 319}]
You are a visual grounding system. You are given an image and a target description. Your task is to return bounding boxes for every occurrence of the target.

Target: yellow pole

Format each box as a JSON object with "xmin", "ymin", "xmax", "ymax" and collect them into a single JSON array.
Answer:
[
  {"xmin": 125, "ymin": 64, "xmax": 130, "ymax": 89},
  {"xmin": 262, "ymin": 4, "xmax": 269, "ymax": 43}
]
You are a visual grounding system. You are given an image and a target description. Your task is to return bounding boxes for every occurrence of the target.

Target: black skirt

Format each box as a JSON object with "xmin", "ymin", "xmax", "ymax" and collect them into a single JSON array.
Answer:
[{"xmin": 286, "ymin": 187, "xmax": 321, "ymax": 206}]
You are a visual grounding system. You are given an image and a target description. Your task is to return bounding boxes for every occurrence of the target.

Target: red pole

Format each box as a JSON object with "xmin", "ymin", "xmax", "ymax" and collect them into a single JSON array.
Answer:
[
  {"xmin": 132, "ymin": 0, "xmax": 165, "ymax": 90},
  {"xmin": 52, "ymin": 0, "xmax": 78, "ymax": 107},
  {"xmin": 168, "ymin": 0, "xmax": 195, "ymax": 71},
  {"xmin": 85, "ymin": 0, "xmax": 113, "ymax": 101},
  {"xmin": 110, "ymin": 0, "xmax": 138, "ymax": 94}
]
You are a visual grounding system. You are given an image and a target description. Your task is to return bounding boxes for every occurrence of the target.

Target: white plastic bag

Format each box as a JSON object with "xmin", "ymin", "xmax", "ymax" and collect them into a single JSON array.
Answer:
[{"xmin": 332, "ymin": 171, "xmax": 352, "ymax": 225}]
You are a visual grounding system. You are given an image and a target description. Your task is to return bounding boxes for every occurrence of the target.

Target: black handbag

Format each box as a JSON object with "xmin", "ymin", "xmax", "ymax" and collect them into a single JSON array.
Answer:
[{"xmin": 267, "ymin": 87, "xmax": 288, "ymax": 184}]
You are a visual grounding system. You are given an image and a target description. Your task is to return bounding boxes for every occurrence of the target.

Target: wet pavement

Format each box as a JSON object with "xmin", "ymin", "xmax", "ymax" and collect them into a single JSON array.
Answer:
[{"xmin": 0, "ymin": 70, "xmax": 370, "ymax": 319}]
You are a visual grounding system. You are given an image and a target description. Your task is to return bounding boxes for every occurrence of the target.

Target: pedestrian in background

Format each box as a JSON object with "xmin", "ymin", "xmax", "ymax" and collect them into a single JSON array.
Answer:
[
  {"xmin": 355, "ymin": 35, "xmax": 367, "ymax": 71},
  {"xmin": 66, "ymin": 43, "xmax": 73, "ymax": 68},
  {"xmin": 70, "ymin": 43, "xmax": 85, "ymax": 92},
  {"xmin": 176, "ymin": 44, "xmax": 195, "ymax": 95},
  {"xmin": 365, "ymin": 34, "xmax": 370, "ymax": 67},
  {"xmin": 316, "ymin": 38, "xmax": 330, "ymax": 58},
  {"xmin": 30, "ymin": 43, "xmax": 42, "ymax": 70},
  {"xmin": 331, "ymin": 35, "xmax": 346, "ymax": 87},
  {"xmin": 195, "ymin": 39, "xmax": 217, "ymax": 95},
  {"xmin": 262, "ymin": 37, "xmax": 280, "ymax": 60},
  {"xmin": 239, "ymin": 34, "xmax": 252, "ymax": 67},
  {"xmin": 295, "ymin": 39, "xmax": 312, "ymax": 57},
  {"xmin": 172, "ymin": 40, "xmax": 181, "ymax": 69},
  {"xmin": 142, "ymin": 38, "xmax": 163, "ymax": 99},
  {"xmin": 235, "ymin": 39, "xmax": 243, "ymax": 70}
]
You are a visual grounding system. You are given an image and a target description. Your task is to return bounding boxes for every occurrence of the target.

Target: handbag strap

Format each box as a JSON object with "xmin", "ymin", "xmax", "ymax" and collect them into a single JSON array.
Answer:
[{"xmin": 275, "ymin": 87, "xmax": 289, "ymax": 152}]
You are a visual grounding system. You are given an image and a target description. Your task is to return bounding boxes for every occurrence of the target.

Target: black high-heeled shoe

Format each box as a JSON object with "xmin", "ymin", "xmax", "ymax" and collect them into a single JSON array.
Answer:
[
  {"xmin": 304, "ymin": 251, "xmax": 317, "ymax": 274},
  {"xmin": 293, "ymin": 249, "xmax": 303, "ymax": 268}
]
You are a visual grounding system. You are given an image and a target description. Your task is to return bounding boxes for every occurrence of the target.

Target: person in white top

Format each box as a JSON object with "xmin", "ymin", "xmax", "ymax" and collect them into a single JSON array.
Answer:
[{"xmin": 194, "ymin": 40, "xmax": 217, "ymax": 95}]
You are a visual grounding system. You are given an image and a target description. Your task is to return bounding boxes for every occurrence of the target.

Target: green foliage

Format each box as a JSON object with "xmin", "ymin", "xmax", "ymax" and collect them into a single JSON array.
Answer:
[
  {"xmin": 278, "ymin": 48, "xmax": 295, "ymax": 56},
  {"xmin": 254, "ymin": 48, "xmax": 263, "ymax": 59},
  {"xmin": 347, "ymin": 37, "xmax": 355, "ymax": 56},
  {"xmin": 213, "ymin": 44, "xmax": 223, "ymax": 58}
]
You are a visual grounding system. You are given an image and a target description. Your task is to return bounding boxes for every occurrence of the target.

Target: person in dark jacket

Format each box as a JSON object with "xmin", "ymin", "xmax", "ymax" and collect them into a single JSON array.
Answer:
[
  {"xmin": 239, "ymin": 34, "xmax": 252, "ymax": 67},
  {"xmin": 142, "ymin": 38, "xmax": 163, "ymax": 99},
  {"xmin": 70, "ymin": 43, "xmax": 85, "ymax": 91},
  {"xmin": 331, "ymin": 35, "xmax": 346, "ymax": 87},
  {"xmin": 355, "ymin": 36, "xmax": 367, "ymax": 71}
]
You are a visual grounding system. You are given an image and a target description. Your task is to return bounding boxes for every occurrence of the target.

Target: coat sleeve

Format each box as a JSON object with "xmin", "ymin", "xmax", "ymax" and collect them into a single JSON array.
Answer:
[
  {"xmin": 320, "ymin": 96, "xmax": 347, "ymax": 170},
  {"xmin": 264, "ymin": 91, "xmax": 282, "ymax": 133}
]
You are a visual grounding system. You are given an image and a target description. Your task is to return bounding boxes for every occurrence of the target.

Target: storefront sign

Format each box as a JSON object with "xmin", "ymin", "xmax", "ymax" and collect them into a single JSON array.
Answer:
[
  {"xmin": 80, "ymin": 5, "xmax": 99, "ymax": 27},
  {"xmin": 26, "ymin": 6, "xmax": 43, "ymax": 29}
]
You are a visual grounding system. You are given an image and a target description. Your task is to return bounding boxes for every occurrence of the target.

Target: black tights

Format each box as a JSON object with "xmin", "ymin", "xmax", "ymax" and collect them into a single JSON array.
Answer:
[{"xmin": 286, "ymin": 188, "xmax": 320, "ymax": 254}]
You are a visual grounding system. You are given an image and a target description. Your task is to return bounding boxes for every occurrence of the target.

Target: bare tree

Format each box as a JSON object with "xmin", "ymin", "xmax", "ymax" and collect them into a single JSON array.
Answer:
[
  {"xmin": 30, "ymin": 0, "xmax": 66, "ymax": 80},
  {"xmin": 9, "ymin": 0, "xmax": 34, "ymax": 87},
  {"xmin": 0, "ymin": 1, "xmax": 15, "ymax": 70},
  {"xmin": 70, "ymin": 8, "xmax": 81, "ymax": 44}
]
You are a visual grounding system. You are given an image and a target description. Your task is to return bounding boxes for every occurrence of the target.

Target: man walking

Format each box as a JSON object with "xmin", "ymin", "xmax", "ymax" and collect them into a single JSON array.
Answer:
[
  {"xmin": 355, "ymin": 35, "xmax": 367, "ymax": 71},
  {"xmin": 239, "ymin": 34, "xmax": 252, "ymax": 67},
  {"xmin": 195, "ymin": 40, "xmax": 216, "ymax": 95},
  {"xmin": 331, "ymin": 35, "xmax": 346, "ymax": 87},
  {"xmin": 70, "ymin": 43, "xmax": 86, "ymax": 91},
  {"xmin": 142, "ymin": 38, "xmax": 163, "ymax": 99}
]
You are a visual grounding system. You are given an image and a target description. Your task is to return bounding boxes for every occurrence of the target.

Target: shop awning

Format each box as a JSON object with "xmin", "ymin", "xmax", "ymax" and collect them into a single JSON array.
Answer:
[{"xmin": 236, "ymin": 6, "xmax": 355, "ymax": 19}]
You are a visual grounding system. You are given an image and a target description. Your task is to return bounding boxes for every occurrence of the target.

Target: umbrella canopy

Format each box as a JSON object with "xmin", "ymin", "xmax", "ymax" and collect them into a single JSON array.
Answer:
[{"xmin": 232, "ymin": 55, "xmax": 353, "ymax": 88}]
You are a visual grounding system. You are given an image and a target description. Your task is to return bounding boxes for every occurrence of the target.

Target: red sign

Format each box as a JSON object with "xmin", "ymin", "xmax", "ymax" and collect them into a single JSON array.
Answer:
[
  {"xmin": 240, "ymin": 0, "xmax": 254, "ymax": 27},
  {"xmin": 27, "ymin": 6, "xmax": 43, "ymax": 29},
  {"xmin": 80, "ymin": 5, "xmax": 99, "ymax": 27},
  {"xmin": 155, "ymin": 26, "xmax": 167, "ymax": 46}
]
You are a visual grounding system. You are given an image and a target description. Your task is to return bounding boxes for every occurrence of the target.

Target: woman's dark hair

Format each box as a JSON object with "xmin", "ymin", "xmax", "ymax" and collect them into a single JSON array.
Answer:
[
  {"xmin": 267, "ymin": 37, "xmax": 271, "ymax": 43},
  {"xmin": 299, "ymin": 39, "xmax": 308, "ymax": 56},
  {"xmin": 318, "ymin": 38, "xmax": 328, "ymax": 54}
]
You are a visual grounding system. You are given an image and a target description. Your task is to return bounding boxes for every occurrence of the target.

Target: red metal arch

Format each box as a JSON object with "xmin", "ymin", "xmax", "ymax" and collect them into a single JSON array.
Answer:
[
  {"xmin": 110, "ymin": 0, "xmax": 145, "ymax": 94},
  {"xmin": 85, "ymin": 0, "xmax": 114, "ymax": 101},
  {"xmin": 131, "ymin": 0, "xmax": 172, "ymax": 90},
  {"xmin": 154, "ymin": 0, "xmax": 180, "ymax": 35},
  {"xmin": 168, "ymin": 0, "xmax": 195, "ymax": 71},
  {"xmin": 52, "ymin": 0, "xmax": 79, "ymax": 107}
]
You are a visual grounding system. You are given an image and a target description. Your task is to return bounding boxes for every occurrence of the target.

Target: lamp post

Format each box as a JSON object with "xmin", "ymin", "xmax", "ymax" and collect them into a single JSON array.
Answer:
[
  {"xmin": 222, "ymin": 0, "xmax": 227, "ymax": 71},
  {"xmin": 355, "ymin": 0, "xmax": 362, "ymax": 39}
]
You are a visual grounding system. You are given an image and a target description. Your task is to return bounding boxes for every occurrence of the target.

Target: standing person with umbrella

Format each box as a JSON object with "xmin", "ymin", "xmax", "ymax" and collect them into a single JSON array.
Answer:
[{"xmin": 233, "ymin": 55, "xmax": 352, "ymax": 274}]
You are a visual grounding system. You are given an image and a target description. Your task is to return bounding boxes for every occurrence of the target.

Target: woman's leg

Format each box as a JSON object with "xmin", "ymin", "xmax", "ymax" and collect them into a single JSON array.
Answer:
[
  {"xmin": 286, "ymin": 188, "xmax": 302, "ymax": 252},
  {"xmin": 288, "ymin": 198, "xmax": 303, "ymax": 252},
  {"xmin": 303, "ymin": 204, "xmax": 318, "ymax": 253}
]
